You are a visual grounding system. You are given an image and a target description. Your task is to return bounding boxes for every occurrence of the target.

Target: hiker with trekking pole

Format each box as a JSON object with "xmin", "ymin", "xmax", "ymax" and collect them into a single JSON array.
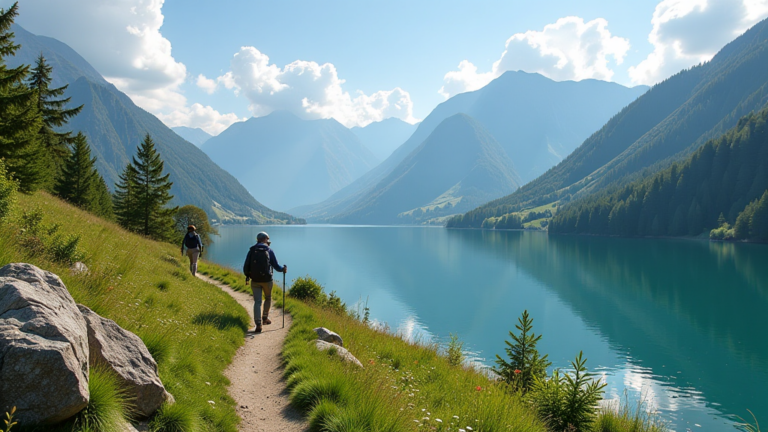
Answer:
[
  {"xmin": 242, "ymin": 232, "xmax": 287, "ymax": 333},
  {"xmin": 181, "ymin": 225, "xmax": 203, "ymax": 276}
]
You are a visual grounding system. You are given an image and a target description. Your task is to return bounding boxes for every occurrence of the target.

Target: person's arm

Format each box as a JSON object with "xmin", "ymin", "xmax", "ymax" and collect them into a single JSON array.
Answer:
[
  {"xmin": 243, "ymin": 250, "xmax": 252, "ymax": 276},
  {"xmin": 269, "ymin": 249, "xmax": 285, "ymax": 272},
  {"xmin": 197, "ymin": 235, "xmax": 204, "ymax": 252}
]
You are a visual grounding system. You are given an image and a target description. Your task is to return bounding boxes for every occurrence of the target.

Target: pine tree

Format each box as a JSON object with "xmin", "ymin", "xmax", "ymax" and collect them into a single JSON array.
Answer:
[
  {"xmin": 28, "ymin": 53, "xmax": 83, "ymax": 187},
  {"xmin": 0, "ymin": 3, "xmax": 43, "ymax": 191},
  {"xmin": 750, "ymin": 190, "xmax": 768, "ymax": 241},
  {"xmin": 55, "ymin": 132, "xmax": 97, "ymax": 208},
  {"xmin": 493, "ymin": 310, "xmax": 551, "ymax": 393},
  {"xmin": 91, "ymin": 176, "xmax": 114, "ymax": 220},
  {"xmin": 113, "ymin": 134, "xmax": 176, "ymax": 241}
]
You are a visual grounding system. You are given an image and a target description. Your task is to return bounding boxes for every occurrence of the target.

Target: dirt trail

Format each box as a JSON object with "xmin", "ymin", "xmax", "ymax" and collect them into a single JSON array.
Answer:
[{"xmin": 197, "ymin": 274, "xmax": 306, "ymax": 432}]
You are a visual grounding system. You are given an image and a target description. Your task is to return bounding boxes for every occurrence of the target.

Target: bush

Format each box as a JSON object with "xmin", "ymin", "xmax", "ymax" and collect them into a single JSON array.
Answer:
[
  {"xmin": 289, "ymin": 276, "xmax": 324, "ymax": 302},
  {"xmin": 529, "ymin": 351, "xmax": 606, "ymax": 431},
  {"xmin": 446, "ymin": 333, "xmax": 464, "ymax": 366},
  {"xmin": 0, "ymin": 160, "xmax": 17, "ymax": 224}
]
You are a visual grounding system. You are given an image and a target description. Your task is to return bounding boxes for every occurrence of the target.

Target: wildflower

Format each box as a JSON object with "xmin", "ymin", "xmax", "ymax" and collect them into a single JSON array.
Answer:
[
  {"xmin": 514, "ymin": 369, "xmax": 521, "ymax": 374},
  {"xmin": 466, "ymin": 427, "xmax": 474, "ymax": 431},
  {"xmin": 436, "ymin": 419, "xmax": 443, "ymax": 423},
  {"xmin": 475, "ymin": 386, "xmax": 482, "ymax": 391},
  {"xmin": 369, "ymin": 359, "xmax": 375, "ymax": 365},
  {"xmin": 453, "ymin": 415, "xmax": 459, "ymax": 419},
  {"xmin": 414, "ymin": 360, "xmax": 419, "ymax": 364}
]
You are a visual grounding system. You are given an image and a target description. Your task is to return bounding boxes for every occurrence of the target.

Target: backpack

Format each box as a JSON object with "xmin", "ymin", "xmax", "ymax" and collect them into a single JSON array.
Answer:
[
  {"xmin": 249, "ymin": 246, "xmax": 272, "ymax": 282},
  {"xmin": 184, "ymin": 234, "xmax": 200, "ymax": 249}
]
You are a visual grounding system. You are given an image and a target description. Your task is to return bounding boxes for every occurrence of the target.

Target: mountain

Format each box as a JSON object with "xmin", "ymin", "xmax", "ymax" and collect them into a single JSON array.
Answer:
[
  {"xmin": 327, "ymin": 114, "xmax": 521, "ymax": 225},
  {"xmin": 350, "ymin": 118, "xmax": 417, "ymax": 160},
  {"xmin": 295, "ymin": 71, "xmax": 647, "ymax": 222},
  {"xmin": 172, "ymin": 126, "xmax": 213, "ymax": 147},
  {"xmin": 549, "ymin": 107, "xmax": 768, "ymax": 239},
  {"xmin": 8, "ymin": 24, "xmax": 301, "ymax": 224},
  {"xmin": 451, "ymin": 17, "xmax": 768, "ymax": 229},
  {"xmin": 202, "ymin": 111, "xmax": 379, "ymax": 211}
]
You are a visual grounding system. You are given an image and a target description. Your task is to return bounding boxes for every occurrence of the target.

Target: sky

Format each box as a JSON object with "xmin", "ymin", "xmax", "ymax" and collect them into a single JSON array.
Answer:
[{"xmin": 6, "ymin": 0, "xmax": 768, "ymax": 135}]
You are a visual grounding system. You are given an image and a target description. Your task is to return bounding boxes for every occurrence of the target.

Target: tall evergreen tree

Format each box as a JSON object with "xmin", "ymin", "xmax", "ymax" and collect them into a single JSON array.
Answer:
[
  {"xmin": 54, "ymin": 132, "xmax": 112, "ymax": 219},
  {"xmin": 0, "ymin": 3, "xmax": 43, "ymax": 191},
  {"xmin": 28, "ymin": 53, "xmax": 82, "ymax": 187},
  {"xmin": 113, "ymin": 134, "xmax": 176, "ymax": 241}
]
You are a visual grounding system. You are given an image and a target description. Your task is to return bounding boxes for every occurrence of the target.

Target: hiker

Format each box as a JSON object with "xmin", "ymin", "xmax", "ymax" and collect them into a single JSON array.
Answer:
[
  {"xmin": 243, "ymin": 231, "xmax": 287, "ymax": 333},
  {"xmin": 181, "ymin": 225, "xmax": 203, "ymax": 276}
]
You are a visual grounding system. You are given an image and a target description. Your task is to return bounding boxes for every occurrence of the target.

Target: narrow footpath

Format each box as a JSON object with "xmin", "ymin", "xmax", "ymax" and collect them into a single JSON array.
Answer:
[{"xmin": 197, "ymin": 274, "xmax": 307, "ymax": 432}]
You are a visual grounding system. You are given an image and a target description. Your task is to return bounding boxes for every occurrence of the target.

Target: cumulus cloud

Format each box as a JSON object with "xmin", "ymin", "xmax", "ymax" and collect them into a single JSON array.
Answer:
[
  {"xmin": 196, "ymin": 74, "xmax": 218, "ymax": 95},
  {"xmin": 212, "ymin": 47, "xmax": 418, "ymax": 127},
  {"xmin": 11, "ymin": 0, "xmax": 240, "ymax": 134},
  {"xmin": 157, "ymin": 103, "xmax": 245, "ymax": 135},
  {"xmin": 629, "ymin": 0, "xmax": 768, "ymax": 85},
  {"xmin": 439, "ymin": 17, "xmax": 630, "ymax": 98}
]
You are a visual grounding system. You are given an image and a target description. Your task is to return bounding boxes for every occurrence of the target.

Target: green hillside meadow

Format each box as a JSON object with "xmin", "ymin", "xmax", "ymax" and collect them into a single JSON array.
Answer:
[{"xmin": 0, "ymin": 192, "xmax": 250, "ymax": 431}]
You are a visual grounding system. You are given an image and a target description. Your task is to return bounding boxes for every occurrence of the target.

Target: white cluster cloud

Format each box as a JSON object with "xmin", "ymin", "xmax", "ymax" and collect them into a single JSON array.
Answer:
[
  {"xmin": 629, "ymin": 0, "xmax": 768, "ymax": 85},
  {"xmin": 201, "ymin": 47, "xmax": 418, "ymax": 127},
  {"xmin": 10, "ymin": 0, "xmax": 241, "ymax": 135},
  {"xmin": 439, "ymin": 17, "xmax": 630, "ymax": 98}
]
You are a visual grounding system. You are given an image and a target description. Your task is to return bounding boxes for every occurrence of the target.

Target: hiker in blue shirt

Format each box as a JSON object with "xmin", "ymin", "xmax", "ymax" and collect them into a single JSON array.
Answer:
[
  {"xmin": 243, "ymin": 231, "xmax": 287, "ymax": 333},
  {"xmin": 181, "ymin": 225, "xmax": 203, "ymax": 276}
]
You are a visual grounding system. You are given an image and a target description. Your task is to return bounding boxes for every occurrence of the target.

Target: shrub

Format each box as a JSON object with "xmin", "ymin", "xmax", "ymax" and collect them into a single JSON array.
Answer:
[
  {"xmin": 289, "ymin": 276, "xmax": 324, "ymax": 302},
  {"xmin": 71, "ymin": 366, "xmax": 131, "ymax": 432},
  {"xmin": 494, "ymin": 310, "xmax": 551, "ymax": 392},
  {"xmin": 323, "ymin": 291, "xmax": 346, "ymax": 315},
  {"xmin": 49, "ymin": 233, "xmax": 85, "ymax": 264},
  {"xmin": 529, "ymin": 351, "xmax": 606, "ymax": 431},
  {"xmin": 0, "ymin": 160, "xmax": 17, "ymax": 224},
  {"xmin": 446, "ymin": 333, "xmax": 464, "ymax": 366}
]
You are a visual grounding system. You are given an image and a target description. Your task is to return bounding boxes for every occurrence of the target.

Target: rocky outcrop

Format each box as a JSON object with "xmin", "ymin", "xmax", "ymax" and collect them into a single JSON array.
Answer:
[
  {"xmin": 0, "ymin": 263, "xmax": 90, "ymax": 425},
  {"xmin": 78, "ymin": 305, "xmax": 173, "ymax": 417},
  {"xmin": 313, "ymin": 327, "xmax": 343, "ymax": 347},
  {"xmin": 312, "ymin": 340, "xmax": 363, "ymax": 368}
]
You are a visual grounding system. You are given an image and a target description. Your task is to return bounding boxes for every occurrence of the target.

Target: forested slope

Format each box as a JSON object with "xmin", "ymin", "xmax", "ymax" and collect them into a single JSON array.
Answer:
[
  {"xmin": 549, "ymin": 107, "xmax": 768, "ymax": 240},
  {"xmin": 450, "ymin": 17, "xmax": 768, "ymax": 229}
]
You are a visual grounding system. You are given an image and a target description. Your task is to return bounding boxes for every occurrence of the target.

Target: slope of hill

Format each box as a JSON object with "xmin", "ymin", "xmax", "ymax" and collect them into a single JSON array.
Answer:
[
  {"xmin": 451, "ymin": 17, "xmax": 768, "ymax": 229},
  {"xmin": 328, "ymin": 114, "xmax": 521, "ymax": 225},
  {"xmin": 549, "ymin": 107, "xmax": 768, "ymax": 239},
  {"xmin": 202, "ymin": 111, "xmax": 379, "ymax": 211},
  {"xmin": 172, "ymin": 126, "xmax": 213, "ymax": 147},
  {"xmin": 8, "ymin": 24, "xmax": 300, "ymax": 224},
  {"xmin": 350, "ymin": 117, "xmax": 417, "ymax": 160},
  {"xmin": 295, "ymin": 71, "xmax": 646, "ymax": 221}
]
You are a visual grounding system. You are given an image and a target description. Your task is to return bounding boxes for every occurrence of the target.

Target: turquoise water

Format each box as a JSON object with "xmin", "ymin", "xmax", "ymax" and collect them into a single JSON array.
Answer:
[{"xmin": 206, "ymin": 225, "xmax": 768, "ymax": 431}]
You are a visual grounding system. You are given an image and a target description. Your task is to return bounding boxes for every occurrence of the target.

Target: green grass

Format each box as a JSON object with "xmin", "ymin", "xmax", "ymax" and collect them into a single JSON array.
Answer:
[{"xmin": 0, "ymin": 192, "xmax": 250, "ymax": 432}]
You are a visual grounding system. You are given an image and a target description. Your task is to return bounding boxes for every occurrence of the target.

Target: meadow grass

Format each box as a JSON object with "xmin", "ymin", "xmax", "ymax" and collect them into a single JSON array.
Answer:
[{"xmin": 0, "ymin": 192, "xmax": 250, "ymax": 432}]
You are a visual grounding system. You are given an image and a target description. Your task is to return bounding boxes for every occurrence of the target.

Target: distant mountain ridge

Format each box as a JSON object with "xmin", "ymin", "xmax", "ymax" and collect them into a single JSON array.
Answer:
[
  {"xmin": 451, "ymin": 17, "xmax": 768, "ymax": 229},
  {"xmin": 296, "ymin": 71, "xmax": 646, "ymax": 223},
  {"xmin": 351, "ymin": 118, "xmax": 417, "ymax": 160},
  {"xmin": 172, "ymin": 126, "xmax": 213, "ymax": 147},
  {"xmin": 329, "ymin": 114, "xmax": 521, "ymax": 225},
  {"xmin": 8, "ymin": 24, "xmax": 301, "ymax": 224},
  {"xmin": 202, "ymin": 111, "xmax": 379, "ymax": 211}
]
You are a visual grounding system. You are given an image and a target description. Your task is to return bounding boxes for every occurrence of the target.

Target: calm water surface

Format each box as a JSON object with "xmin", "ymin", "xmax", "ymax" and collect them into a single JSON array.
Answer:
[{"xmin": 207, "ymin": 225, "xmax": 768, "ymax": 431}]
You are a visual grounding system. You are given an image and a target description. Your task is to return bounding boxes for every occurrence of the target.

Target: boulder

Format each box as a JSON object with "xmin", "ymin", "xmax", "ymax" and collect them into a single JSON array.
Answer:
[
  {"xmin": 313, "ymin": 327, "xmax": 343, "ymax": 347},
  {"xmin": 78, "ymin": 305, "xmax": 173, "ymax": 417},
  {"xmin": 0, "ymin": 263, "xmax": 90, "ymax": 425},
  {"xmin": 312, "ymin": 340, "xmax": 363, "ymax": 368}
]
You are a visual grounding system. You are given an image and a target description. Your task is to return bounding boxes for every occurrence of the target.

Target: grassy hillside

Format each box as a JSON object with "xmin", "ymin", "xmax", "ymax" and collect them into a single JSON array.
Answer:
[{"xmin": 0, "ymin": 192, "xmax": 250, "ymax": 431}]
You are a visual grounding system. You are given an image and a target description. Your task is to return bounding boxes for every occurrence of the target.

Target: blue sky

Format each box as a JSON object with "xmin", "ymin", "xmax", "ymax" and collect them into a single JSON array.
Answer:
[{"xmin": 8, "ymin": 0, "xmax": 768, "ymax": 134}]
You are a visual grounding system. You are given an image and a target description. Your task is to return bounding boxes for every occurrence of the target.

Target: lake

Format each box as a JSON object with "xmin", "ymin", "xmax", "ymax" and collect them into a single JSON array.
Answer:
[{"xmin": 206, "ymin": 225, "xmax": 768, "ymax": 431}]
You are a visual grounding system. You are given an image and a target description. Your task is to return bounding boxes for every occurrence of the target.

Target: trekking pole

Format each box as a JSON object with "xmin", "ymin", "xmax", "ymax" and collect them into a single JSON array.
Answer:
[{"xmin": 282, "ymin": 269, "xmax": 286, "ymax": 329}]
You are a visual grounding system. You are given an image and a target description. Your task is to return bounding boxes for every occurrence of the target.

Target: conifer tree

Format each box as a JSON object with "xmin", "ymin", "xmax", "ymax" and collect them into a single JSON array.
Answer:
[
  {"xmin": 55, "ymin": 132, "xmax": 97, "ymax": 208},
  {"xmin": 28, "ymin": 53, "xmax": 83, "ymax": 187},
  {"xmin": 0, "ymin": 3, "xmax": 43, "ymax": 191},
  {"xmin": 113, "ymin": 134, "xmax": 176, "ymax": 241},
  {"xmin": 494, "ymin": 310, "xmax": 551, "ymax": 392},
  {"xmin": 91, "ymin": 176, "xmax": 114, "ymax": 220}
]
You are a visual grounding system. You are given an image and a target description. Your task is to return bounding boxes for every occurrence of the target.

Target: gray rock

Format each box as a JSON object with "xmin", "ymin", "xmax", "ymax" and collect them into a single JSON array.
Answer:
[
  {"xmin": 312, "ymin": 340, "xmax": 363, "ymax": 368},
  {"xmin": 70, "ymin": 262, "xmax": 89, "ymax": 275},
  {"xmin": 78, "ymin": 305, "xmax": 172, "ymax": 417},
  {"xmin": 313, "ymin": 327, "xmax": 343, "ymax": 347},
  {"xmin": 0, "ymin": 263, "xmax": 90, "ymax": 425}
]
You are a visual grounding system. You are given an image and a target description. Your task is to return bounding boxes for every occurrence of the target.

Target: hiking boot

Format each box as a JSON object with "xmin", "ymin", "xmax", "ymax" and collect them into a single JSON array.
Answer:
[
  {"xmin": 254, "ymin": 325, "xmax": 263, "ymax": 333},
  {"xmin": 262, "ymin": 316, "xmax": 272, "ymax": 325}
]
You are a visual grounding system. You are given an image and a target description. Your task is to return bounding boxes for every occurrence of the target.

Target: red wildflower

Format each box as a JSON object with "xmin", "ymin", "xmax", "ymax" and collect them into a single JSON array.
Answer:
[
  {"xmin": 514, "ymin": 369, "xmax": 522, "ymax": 375},
  {"xmin": 369, "ymin": 359, "xmax": 375, "ymax": 365},
  {"xmin": 475, "ymin": 386, "xmax": 482, "ymax": 391}
]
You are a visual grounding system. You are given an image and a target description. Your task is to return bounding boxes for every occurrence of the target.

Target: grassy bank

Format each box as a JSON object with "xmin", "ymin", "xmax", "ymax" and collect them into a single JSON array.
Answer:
[{"xmin": 0, "ymin": 192, "xmax": 250, "ymax": 431}]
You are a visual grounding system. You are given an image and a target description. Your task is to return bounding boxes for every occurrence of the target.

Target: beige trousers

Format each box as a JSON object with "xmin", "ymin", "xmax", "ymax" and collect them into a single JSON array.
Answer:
[
  {"xmin": 186, "ymin": 248, "xmax": 200, "ymax": 275},
  {"xmin": 250, "ymin": 280, "xmax": 273, "ymax": 325}
]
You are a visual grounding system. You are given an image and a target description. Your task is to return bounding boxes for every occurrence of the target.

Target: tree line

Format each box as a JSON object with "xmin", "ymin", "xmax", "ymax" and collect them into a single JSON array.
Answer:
[
  {"xmin": 0, "ymin": 3, "xmax": 214, "ymax": 244},
  {"xmin": 549, "ymin": 107, "xmax": 768, "ymax": 241}
]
